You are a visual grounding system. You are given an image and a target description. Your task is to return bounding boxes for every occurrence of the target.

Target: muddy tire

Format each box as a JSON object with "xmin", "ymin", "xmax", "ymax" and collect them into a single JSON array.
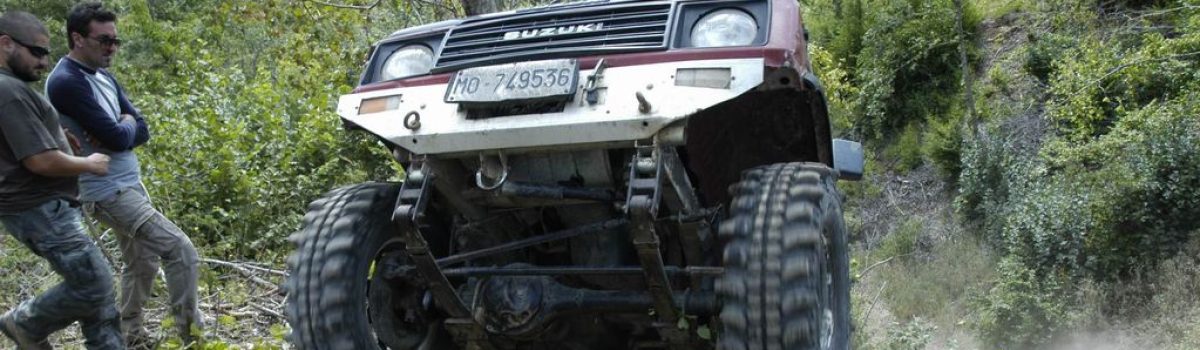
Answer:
[
  {"xmin": 716, "ymin": 163, "xmax": 851, "ymax": 350},
  {"xmin": 285, "ymin": 182, "xmax": 438, "ymax": 349}
]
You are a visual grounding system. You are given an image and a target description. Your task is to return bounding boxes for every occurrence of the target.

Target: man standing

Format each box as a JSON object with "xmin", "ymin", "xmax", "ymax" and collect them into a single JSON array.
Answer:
[
  {"xmin": 47, "ymin": 3, "xmax": 203, "ymax": 348},
  {"xmin": 0, "ymin": 10, "xmax": 121, "ymax": 350}
]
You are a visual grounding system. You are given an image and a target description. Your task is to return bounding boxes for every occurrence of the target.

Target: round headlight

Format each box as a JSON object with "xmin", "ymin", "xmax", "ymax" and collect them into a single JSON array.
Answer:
[
  {"xmin": 690, "ymin": 9, "xmax": 758, "ymax": 48},
  {"xmin": 380, "ymin": 45, "xmax": 434, "ymax": 81}
]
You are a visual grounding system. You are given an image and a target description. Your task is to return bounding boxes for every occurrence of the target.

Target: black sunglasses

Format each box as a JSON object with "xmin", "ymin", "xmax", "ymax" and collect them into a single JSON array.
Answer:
[
  {"xmin": 88, "ymin": 35, "xmax": 122, "ymax": 47},
  {"xmin": 2, "ymin": 34, "xmax": 49, "ymax": 58}
]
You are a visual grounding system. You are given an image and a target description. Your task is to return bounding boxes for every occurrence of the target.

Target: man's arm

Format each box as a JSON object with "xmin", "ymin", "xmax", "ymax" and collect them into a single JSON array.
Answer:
[
  {"xmin": 114, "ymin": 76, "xmax": 150, "ymax": 148},
  {"xmin": 46, "ymin": 72, "xmax": 140, "ymax": 150},
  {"xmin": 23, "ymin": 150, "xmax": 110, "ymax": 177},
  {"xmin": 0, "ymin": 98, "xmax": 111, "ymax": 176}
]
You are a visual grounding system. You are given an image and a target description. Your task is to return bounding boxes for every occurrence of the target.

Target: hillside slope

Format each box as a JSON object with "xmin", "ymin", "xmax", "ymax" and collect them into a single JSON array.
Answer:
[{"xmin": 816, "ymin": 0, "xmax": 1200, "ymax": 348}]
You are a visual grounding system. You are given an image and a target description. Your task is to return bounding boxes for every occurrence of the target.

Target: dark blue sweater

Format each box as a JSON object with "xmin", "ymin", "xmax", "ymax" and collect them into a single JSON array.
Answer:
[
  {"xmin": 46, "ymin": 57, "xmax": 150, "ymax": 202},
  {"xmin": 46, "ymin": 57, "xmax": 149, "ymax": 151}
]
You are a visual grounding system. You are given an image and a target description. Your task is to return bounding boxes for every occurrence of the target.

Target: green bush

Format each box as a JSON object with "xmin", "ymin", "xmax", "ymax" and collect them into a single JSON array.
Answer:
[
  {"xmin": 877, "ymin": 217, "xmax": 923, "ymax": 260},
  {"xmin": 955, "ymin": 117, "xmax": 1041, "ymax": 236},
  {"xmin": 922, "ymin": 110, "xmax": 963, "ymax": 180},
  {"xmin": 973, "ymin": 258, "xmax": 1073, "ymax": 349},
  {"xmin": 105, "ymin": 0, "xmax": 404, "ymax": 258},
  {"xmin": 1023, "ymin": 32, "xmax": 1076, "ymax": 83},
  {"xmin": 882, "ymin": 317, "xmax": 935, "ymax": 350},
  {"xmin": 806, "ymin": 0, "xmax": 981, "ymax": 140},
  {"xmin": 810, "ymin": 45, "xmax": 861, "ymax": 136},
  {"xmin": 1045, "ymin": 23, "xmax": 1200, "ymax": 140},
  {"xmin": 964, "ymin": 92, "xmax": 1200, "ymax": 283},
  {"xmin": 856, "ymin": 0, "xmax": 978, "ymax": 138},
  {"xmin": 885, "ymin": 123, "xmax": 924, "ymax": 172},
  {"xmin": 960, "ymin": 3, "xmax": 1200, "ymax": 345}
]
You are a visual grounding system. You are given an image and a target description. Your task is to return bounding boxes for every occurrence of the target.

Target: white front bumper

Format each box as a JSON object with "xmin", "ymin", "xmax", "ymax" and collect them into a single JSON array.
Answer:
[{"xmin": 338, "ymin": 58, "xmax": 765, "ymax": 155}]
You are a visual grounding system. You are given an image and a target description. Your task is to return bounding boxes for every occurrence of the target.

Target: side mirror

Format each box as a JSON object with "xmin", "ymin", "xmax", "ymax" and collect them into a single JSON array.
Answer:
[{"xmin": 833, "ymin": 139, "xmax": 864, "ymax": 181}]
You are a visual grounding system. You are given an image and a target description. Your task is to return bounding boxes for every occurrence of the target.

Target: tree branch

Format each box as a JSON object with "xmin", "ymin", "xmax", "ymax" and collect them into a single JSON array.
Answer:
[
  {"xmin": 1090, "ymin": 51, "xmax": 1200, "ymax": 88},
  {"xmin": 250, "ymin": 302, "xmax": 285, "ymax": 319},
  {"xmin": 858, "ymin": 254, "xmax": 911, "ymax": 279},
  {"xmin": 201, "ymin": 258, "xmax": 282, "ymax": 291},
  {"xmin": 863, "ymin": 280, "xmax": 888, "ymax": 324},
  {"xmin": 304, "ymin": 0, "xmax": 383, "ymax": 10}
]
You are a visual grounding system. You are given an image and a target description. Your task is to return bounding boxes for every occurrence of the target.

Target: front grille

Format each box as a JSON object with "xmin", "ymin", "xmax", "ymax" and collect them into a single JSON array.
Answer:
[{"xmin": 436, "ymin": 2, "xmax": 672, "ymax": 69}]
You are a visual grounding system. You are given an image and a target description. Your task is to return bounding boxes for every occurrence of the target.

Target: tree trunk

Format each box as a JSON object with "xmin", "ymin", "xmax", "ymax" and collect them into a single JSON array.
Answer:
[
  {"xmin": 954, "ymin": 0, "xmax": 975, "ymax": 137},
  {"xmin": 461, "ymin": 0, "xmax": 500, "ymax": 16}
]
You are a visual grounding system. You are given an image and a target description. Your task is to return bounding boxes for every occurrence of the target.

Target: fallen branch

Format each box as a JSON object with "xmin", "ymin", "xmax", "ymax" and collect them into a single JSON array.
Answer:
[
  {"xmin": 250, "ymin": 302, "xmax": 285, "ymax": 319},
  {"xmin": 225, "ymin": 260, "xmax": 287, "ymax": 277},
  {"xmin": 858, "ymin": 254, "xmax": 912, "ymax": 280},
  {"xmin": 201, "ymin": 258, "xmax": 280, "ymax": 290},
  {"xmin": 883, "ymin": 181, "xmax": 909, "ymax": 217},
  {"xmin": 863, "ymin": 280, "xmax": 888, "ymax": 324}
]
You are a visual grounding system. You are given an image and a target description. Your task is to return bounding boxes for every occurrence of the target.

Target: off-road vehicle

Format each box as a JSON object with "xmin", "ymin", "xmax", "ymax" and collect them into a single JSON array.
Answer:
[{"xmin": 285, "ymin": 0, "xmax": 864, "ymax": 349}]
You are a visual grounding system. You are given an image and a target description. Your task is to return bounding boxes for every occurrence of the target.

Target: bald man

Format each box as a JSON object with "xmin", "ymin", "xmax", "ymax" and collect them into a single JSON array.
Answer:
[{"xmin": 0, "ymin": 10, "xmax": 122, "ymax": 350}]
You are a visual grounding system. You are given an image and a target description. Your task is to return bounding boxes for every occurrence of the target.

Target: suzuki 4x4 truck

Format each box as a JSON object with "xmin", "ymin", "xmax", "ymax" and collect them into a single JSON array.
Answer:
[{"xmin": 284, "ymin": 0, "xmax": 864, "ymax": 349}]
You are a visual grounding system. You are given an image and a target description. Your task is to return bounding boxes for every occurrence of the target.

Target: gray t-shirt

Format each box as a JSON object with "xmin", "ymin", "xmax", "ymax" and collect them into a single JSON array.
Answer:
[{"xmin": 0, "ymin": 68, "xmax": 78, "ymax": 213}]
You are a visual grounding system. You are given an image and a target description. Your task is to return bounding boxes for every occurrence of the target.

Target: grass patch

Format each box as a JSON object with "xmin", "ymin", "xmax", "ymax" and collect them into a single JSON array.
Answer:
[
  {"xmin": 970, "ymin": 0, "xmax": 1028, "ymax": 20},
  {"xmin": 874, "ymin": 217, "xmax": 922, "ymax": 261},
  {"xmin": 879, "ymin": 230, "xmax": 995, "ymax": 323}
]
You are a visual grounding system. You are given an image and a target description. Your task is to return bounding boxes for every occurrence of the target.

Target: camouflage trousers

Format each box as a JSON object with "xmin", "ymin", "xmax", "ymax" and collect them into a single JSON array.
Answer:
[
  {"xmin": 84, "ymin": 185, "xmax": 202, "ymax": 346},
  {"xmin": 0, "ymin": 198, "xmax": 124, "ymax": 349}
]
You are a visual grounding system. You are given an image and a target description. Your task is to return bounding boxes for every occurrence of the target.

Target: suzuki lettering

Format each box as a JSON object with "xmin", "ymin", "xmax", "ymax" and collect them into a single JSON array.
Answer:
[{"xmin": 503, "ymin": 23, "xmax": 605, "ymax": 40}]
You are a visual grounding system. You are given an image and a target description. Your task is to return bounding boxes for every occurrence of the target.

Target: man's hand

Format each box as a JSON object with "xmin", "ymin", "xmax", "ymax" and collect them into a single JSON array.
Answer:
[
  {"xmin": 62, "ymin": 128, "xmax": 83, "ymax": 154},
  {"xmin": 120, "ymin": 114, "xmax": 135, "ymax": 124},
  {"xmin": 85, "ymin": 153, "xmax": 110, "ymax": 176}
]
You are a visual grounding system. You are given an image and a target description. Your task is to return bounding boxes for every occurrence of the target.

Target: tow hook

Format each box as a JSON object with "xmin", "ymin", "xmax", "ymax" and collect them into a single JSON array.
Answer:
[
  {"xmin": 585, "ymin": 58, "xmax": 607, "ymax": 105},
  {"xmin": 635, "ymin": 91, "xmax": 651, "ymax": 114},
  {"xmin": 475, "ymin": 152, "xmax": 509, "ymax": 190}
]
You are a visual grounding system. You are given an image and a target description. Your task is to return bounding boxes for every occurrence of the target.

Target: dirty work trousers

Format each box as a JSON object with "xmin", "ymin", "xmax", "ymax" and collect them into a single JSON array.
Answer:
[
  {"xmin": 0, "ymin": 198, "xmax": 124, "ymax": 349},
  {"xmin": 85, "ymin": 185, "xmax": 202, "ymax": 343}
]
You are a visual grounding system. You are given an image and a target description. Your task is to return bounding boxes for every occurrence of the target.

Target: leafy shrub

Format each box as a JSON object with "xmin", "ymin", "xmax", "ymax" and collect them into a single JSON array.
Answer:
[
  {"xmin": 107, "ymin": 0, "xmax": 402, "ymax": 258},
  {"xmin": 856, "ymin": 0, "xmax": 978, "ymax": 138},
  {"xmin": 1023, "ymin": 32, "xmax": 1076, "ymax": 83},
  {"xmin": 955, "ymin": 117, "xmax": 1042, "ymax": 236},
  {"xmin": 885, "ymin": 123, "xmax": 924, "ymax": 172},
  {"xmin": 964, "ymin": 91, "xmax": 1200, "ymax": 284},
  {"xmin": 1043, "ymin": 95, "xmax": 1200, "ymax": 278},
  {"xmin": 810, "ymin": 45, "xmax": 861, "ymax": 136},
  {"xmin": 806, "ymin": 0, "xmax": 981, "ymax": 139},
  {"xmin": 882, "ymin": 317, "xmax": 935, "ymax": 350},
  {"xmin": 972, "ymin": 0, "xmax": 1028, "ymax": 20},
  {"xmin": 877, "ymin": 217, "xmax": 923, "ymax": 260},
  {"xmin": 961, "ymin": 3, "xmax": 1200, "ymax": 345},
  {"xmin": 1045, "ymin": 23, "xmax": 1200, "ymax": 140},
  {"xmin": 922, "ymin": 110, "xmax": 963, "ymax": 180},
  {"xmin": 973, "ymin": 258, "xmax": 1073, "ymax": 349},
  {"xmin": 805, "ymin": 0, "xmax": 866, "ymax": 79}
]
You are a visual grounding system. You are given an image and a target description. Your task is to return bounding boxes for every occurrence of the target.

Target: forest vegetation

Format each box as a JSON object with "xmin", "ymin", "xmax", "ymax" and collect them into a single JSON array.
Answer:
[{"xmin": 0, "ymin": 0, "xmax": 1196, "ymax": 348}]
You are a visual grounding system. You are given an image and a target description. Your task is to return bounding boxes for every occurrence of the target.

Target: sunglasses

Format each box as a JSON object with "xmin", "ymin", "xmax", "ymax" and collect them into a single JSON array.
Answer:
[
  {"xmin": 2, "ymin": 34, "xmax": 50, "ymax": 58},
  {"xmin": 88, "ymin": 35, "xmax": 122, "ymax": 47}
]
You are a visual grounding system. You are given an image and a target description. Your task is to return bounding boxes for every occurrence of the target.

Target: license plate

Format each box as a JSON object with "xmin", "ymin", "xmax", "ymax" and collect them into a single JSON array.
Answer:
[{"xmin": 445, "ymin": 59, "xmax": 579, "ymax": 103}]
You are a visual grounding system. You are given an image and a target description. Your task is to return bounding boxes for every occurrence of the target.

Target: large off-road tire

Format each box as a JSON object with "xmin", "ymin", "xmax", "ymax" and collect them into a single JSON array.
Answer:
[
  {"xmin": 285, "ymin": 182, "xmax": 439, "ymax": 349},
  {"xmin": 716, "ymin": 163, "xmax": 851, "ymax": 350}
]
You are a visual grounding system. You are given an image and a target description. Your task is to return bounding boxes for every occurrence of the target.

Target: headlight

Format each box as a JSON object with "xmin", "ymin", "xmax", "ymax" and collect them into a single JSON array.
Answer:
[
  {"xmin": 380, "ymin": 45, "xmax": 434, "ymax": 81},
  {"xmin": 690, "ymin": 9, "xmax": 758, "ymax": 48}
]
